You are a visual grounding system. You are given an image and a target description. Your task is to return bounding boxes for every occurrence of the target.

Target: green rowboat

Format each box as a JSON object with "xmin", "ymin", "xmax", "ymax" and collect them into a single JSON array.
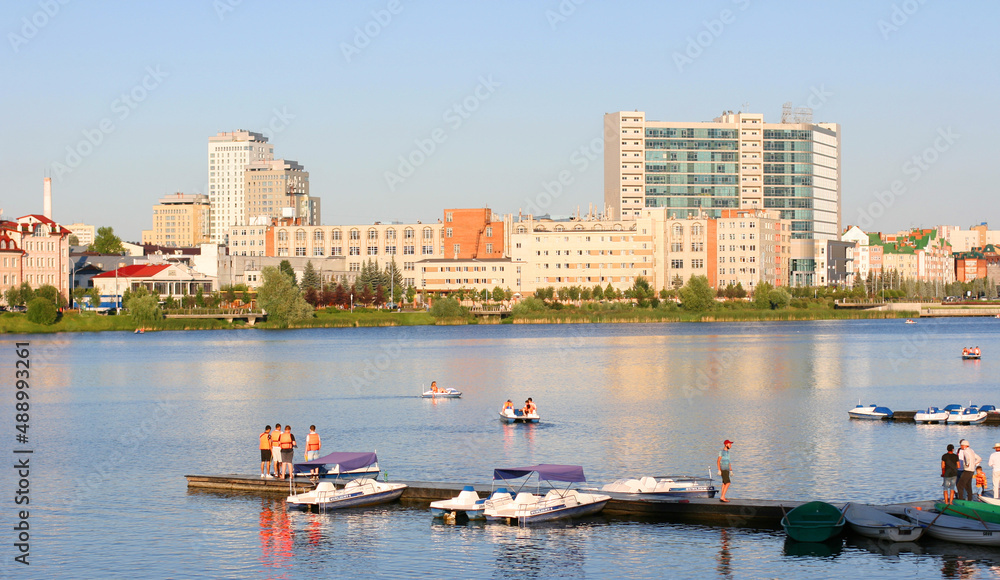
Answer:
[
  {"xmin": 935, "ymin": 500, "xmax": 1000, "ymax": 525},
  {"xmin": 781, "ymin": 501, "xmax": 846, "ymax": 542}
]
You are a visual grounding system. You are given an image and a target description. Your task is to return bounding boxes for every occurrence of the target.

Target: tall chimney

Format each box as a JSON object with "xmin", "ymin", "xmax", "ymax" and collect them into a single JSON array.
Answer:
[{"xmin": 43, "ymin": 177, "xmax": 52, "ymax": 219}]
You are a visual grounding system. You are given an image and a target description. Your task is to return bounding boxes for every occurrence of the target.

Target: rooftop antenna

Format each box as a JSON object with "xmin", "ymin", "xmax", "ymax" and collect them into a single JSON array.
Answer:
[
  {"xmin": 781, "ymin": 102, "xmax": 794, "ymax": 123},
  {"xmin": 739, "ymin": 102, "xmax": 749, "ymax": 114}
]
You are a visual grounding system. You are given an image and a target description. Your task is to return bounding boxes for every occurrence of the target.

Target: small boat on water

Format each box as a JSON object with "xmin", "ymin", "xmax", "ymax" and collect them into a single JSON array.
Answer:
[
  {"xmin": 962, "ymin": 352, "xmax": 981, "ymax": 360},
  {"xmin": 499, "ymin": 408, "xmax": 539, "ymax": 423},
  {"xmin": 421, "ymin": 388, "xmax": 462, "ymax": 398},
  {"xmin": 600, "ymin": 475, "xmax": 717, "ymax": 499},
  {"xmin": 483, "ymin": 464, "xmax": 610, "ymax": 524},
  {"xmin": 914, "ymin": 406, "xmax": 949, "ymax": 424},
  {"xmin": 905, "ymin": 319, "xmax": 916, "ymax": 324},
  {"xmin": 292, "ymin": 450, "xmax": 382, "ymax": 480},
  {"xmin": 947, "ymin": 405, "xmax": 991, "ymax": 425},
  {"xmin": 781, "ymin": 501, "xmax": 845, "ymax": 542},
  {"xmin": 286, "ymin": 478, "xmax": 407, "ymax": 511},
  {"xmin": 842, "ymin": 503, "xmax": 926, "ymax": 542},
  {"xmin": 848, "ymin": 403, "xmax": 893, "ymax": 420},
  {"xmin": 936, "ymin": 500, "xmax": 1000, "ymax": 525},
  {"xmin": 904, "ymin": 507, "xmax": 1000, "ymax": 546},
  {"xmin": 430, "ymin": 486, "xmax": 512, "ymax": 521}
]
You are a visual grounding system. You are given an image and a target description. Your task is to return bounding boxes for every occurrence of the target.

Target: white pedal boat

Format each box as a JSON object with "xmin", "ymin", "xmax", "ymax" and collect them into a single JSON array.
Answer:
[
  {"xmin": 947, "ymin": 405, "xmax": 992, "ymax": 424},
  {"xmin": 430, "ymin": 486, "xmax": 513, "ymax": 520},
  {"xmin": 914, "ymin": 406, "xmax": 950, "ymax": 424},
  {"xmin": 483, "ymin": 464, "xmax": 609, "ymax": 524},
  {"xmin": 421, "ymin": 388, "xmax": 462, "ymax": 398},
  {"xmin": 601, "ymin": 475, "xmax": 717, "ymax": 499},
  {"xmin": 848, "ymin": 404, "xmax": 893, "ymax": 420},
  {"xmin": 499, "ymin": 408, "xmax": 539, "ymax": 423},
  {"xmin": 287, "ymin": 478, "xmax": 406, "ymax": 511},
  {"xmin": 904, "ymin": 507, "xmax": 1000, "ymax": 546},
  {"xmin": 842, "ymin": 503, "xmax": 926, "ymax": 542}
]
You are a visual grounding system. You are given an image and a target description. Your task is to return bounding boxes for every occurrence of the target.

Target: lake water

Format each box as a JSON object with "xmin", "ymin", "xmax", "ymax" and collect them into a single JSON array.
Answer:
[{"xmin": 4, "ymin": 317, "xmax": 1000, "ymax": 578}]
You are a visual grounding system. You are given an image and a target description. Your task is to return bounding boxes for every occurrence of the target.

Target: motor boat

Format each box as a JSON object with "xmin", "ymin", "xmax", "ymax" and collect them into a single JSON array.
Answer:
[
  {"xmin": 947, "ymin": 405, "xmax": 990, "ymax": 425},
  {"xmin": 292, "ymin": 450, "xmax": 381, "ymax": 480},
  {"xmin": 483, "ymin": 464, "xmax": 610, "ymax": 524},
  {"xmin": 287, "ymin": 451, "xmax": 405, "ymax": 511},
  {"xmin": 904, "ymin": 507, "xmax": 1000, "ymax": 546},
  {"xmin": 600, "ymin": 475, "xmax": 717, "ymax": 498},
  {"xmin": 842, "ymin": 503, "xmax": 926, "ymax": 542},
  {"xmin": 904, "ymin": 319, "xmax": 916, "ymax": 324},
  {"xmin": 848, "ymin": 403, "xmax": 893, "ymax": 420},
  {"xmin": 430, "ymin": 486, "xmax": 512, "ymax": 521},
  {"xmin": 499, "ymin": 407, "xmax": 539, "ymax": 423},
  {"xmin": 421, "ymin": 387, "xmax": 462, "ymax": 398},
  {"xmin": 914, "ymin": 406, "xmax": 949, "ymax": 424}
]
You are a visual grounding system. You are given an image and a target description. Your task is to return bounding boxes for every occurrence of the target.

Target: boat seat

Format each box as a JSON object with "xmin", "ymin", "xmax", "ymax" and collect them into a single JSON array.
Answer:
[
  {"xmin": 639, "ymin": 477, "xmax": 657, "ymax": 491},
  {"xmin": 315, "ymin": 482, "xmax": 336, "ymax": 493},
  {"xmin": 513, "ymin": 492, "xmax": 536, "ymax": 505}
]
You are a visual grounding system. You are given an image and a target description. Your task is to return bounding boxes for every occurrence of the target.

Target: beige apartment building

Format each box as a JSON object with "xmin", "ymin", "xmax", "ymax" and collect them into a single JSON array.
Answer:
[
  {"xmin": 713, "ymin": 209, "xmax": 787, "ymax": 291},
  {"xmin": 208, "ymin": 130, "xmax": 274, "ymax": 243},
  {"xmin": 244, "ymin": 159, "xmax": 319, "ymax": 226},
  {"xmin": 64, "ymin": 222, "xmax": 96, "ymax": 246},
  {"xmin": 141, "ymin": 193, "xmax": 210, "ymax": 247},
  {"xmin": 420, "ymin": 258, "xmax": 517, "ymax": 294}
]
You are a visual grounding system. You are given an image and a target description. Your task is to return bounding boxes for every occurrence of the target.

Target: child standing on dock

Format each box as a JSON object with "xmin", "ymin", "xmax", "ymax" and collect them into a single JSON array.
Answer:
[{"xmin": 976, "ymin": 466, "xmax": 988, "ymax": 496}]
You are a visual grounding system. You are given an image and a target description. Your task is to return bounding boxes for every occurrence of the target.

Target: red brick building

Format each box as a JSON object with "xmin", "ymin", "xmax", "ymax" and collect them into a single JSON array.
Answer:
[{"xmin": 441, "ymin": 208, "xmax": 504, "ymax": 260}]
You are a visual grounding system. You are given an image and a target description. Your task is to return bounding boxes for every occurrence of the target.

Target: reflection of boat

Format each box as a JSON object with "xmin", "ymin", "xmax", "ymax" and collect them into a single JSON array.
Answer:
[
  {"xmin": 430, "ymin": 486, "xmax": 512, "ymax": 521},
  {"xmin": 600, "ymin": 475, "xmax": 717, "ymax": 498},
  {"xmin": 947, "ymin": 405, "xmax": 991, "ymax": 425},
  {"xmin": 293, "ymin": 451, "xmax": 382, "ymax": 480},
  {"xmin": 914, "ymin": 406, "xmax": 949, "ymax": 424},
  {"xmin": 849, "ymin": 536, "xmax": 922, "ymax": 557},
  {"xmin": 782, "ymin": 537, "xmax": 843, "ymax": 558},
  {"xmin": 499, "ymin": 408, "xmax": 539, "ymax": 423},
  {"xmin": 286, "ymin": 478, "xmax": 407, "ymax": 511},
  {"xmin": 781, "ymin": 501, "xmax": 845, "ymax": 542},
  {"xmin": 842, "ymin": 503, "xmax": 926, "ymax": 542},
  {"xmin": 848, "ymin": 403, "xmax": 893, "ymax": 420},
  {"xmin": 421, "ymin": 388, "xmax": 462, "ymax": 398},
  {"xmin": 904, "ymin": 507, "xmax": 1000, "ymax": 546},
  {"xmin": 936, "ymin": 500, "xmax": 1000, "ymax": 524},
  {"xmin": 483, "ymin": 464, "xmax": 610, "ymax": 524}
]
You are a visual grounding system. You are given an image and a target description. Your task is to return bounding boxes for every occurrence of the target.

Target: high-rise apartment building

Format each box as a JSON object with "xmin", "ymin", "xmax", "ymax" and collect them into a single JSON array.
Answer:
[
  {"xmin": 141, "ymin": 193, "xmax": 210, "ymax": 247},
  {"xmin": 244, "ymin": 159, "xmax": 318, "ymax": 226},
  {"xmin": 64, "ymin": 223, "xmax": 96, "ymax": 246},
  {"xmin": 604, "ymin": 110, "xmax": 841, "ymax": 286},
  {"xmin": 208, "ymin": 130, "xmax": 274, "ymax": 243}
]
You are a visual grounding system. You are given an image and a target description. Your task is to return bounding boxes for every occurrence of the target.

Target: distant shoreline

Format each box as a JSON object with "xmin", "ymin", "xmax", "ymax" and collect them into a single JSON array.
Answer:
[{"xmin": 0, "ymin": 307, "xmax": 918, "ymax": 334}]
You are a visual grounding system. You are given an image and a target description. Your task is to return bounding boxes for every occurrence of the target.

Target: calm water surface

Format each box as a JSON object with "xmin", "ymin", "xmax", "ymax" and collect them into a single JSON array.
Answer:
[{"xmin": 4, "ymin": 317, "xmax": 1000, "ymax": 578}]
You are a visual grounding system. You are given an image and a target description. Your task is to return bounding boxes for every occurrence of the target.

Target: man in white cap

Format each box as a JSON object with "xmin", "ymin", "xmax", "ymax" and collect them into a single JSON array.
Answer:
[
  {"xmin": 957, "ymin": 439, "xmax": 981, "ymax": 501},
  {"xmin": 990, "ymin": 442, "xmax": 1000, "ymax": 499}
]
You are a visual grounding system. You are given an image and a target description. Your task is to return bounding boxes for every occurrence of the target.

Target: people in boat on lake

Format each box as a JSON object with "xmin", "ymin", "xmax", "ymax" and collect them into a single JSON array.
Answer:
[
  {"xmin": 990, "ymin": 443, "xmax": 1000, "ymax": 500},
  {"xmin": 306, "ymin": 425, "xmax": 322, "ymax": 480},
  {"xmin": 957, "ymin": 439, "xmax": 981, "ymax": 501},
  {"xmin": 279, "ymin": 425, "xmax": 297, "ymax": 479},
  {"xmin": 975, "ymin": 346, "xmax": 981, "ymax": 356},
  {"xmin": 963, "ymin": 347, "xmax": 969, "ymax": 356},
  {"xmin": 502, "ymin": 400, "xmax": 514, "ymax": 413},
  {"xmin": 941, "ymin": 443, "xmax": 959, "ymax": 505},
  {"xmin": 523, "ymin": 398, "xmax": 536, "ymax": 415},
  {"xmin": 271, "ymin": 422, "xmax": 283, "ymax": 477},
  {"xmin": 259, "ymin": 425, "xmax": 274, "ymax": 479},
  {"xmin": 430, "ymin": 381, "xmax": 439, "ymax": 393},
  {"xmin": 718, "ymin": 440, "xmax": 733, "ymax": 503},
  {"xmin": 976, "ymin": 466, "xmax": 988, "ymax": 496}
]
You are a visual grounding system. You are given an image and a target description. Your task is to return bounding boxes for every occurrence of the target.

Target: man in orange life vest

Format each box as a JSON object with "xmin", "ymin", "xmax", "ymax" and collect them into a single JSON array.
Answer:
[
  {"xmin": 271, "ymin": 422, "xmax": 283, "ymax": 477},
  {"xmin": 305, "ymin": 425, "xmax": 322, "ymax": 480},
  {"xmin": 259, "ymin": 425, "xmax": 274, "ymax": 479},
  {"xmin": 278, "ymin": 425, "xmax": 297, "ymax": 480}
]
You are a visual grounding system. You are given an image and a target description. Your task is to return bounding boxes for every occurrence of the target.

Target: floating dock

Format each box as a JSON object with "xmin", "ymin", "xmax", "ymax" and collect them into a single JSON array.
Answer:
[
  {"xmin": 185, "ymin": 474, "xmax": 934, "ymax": 527},
  {"xmin": 879, "ymin": 411, "xmax": 1000, "ymax": 424}
]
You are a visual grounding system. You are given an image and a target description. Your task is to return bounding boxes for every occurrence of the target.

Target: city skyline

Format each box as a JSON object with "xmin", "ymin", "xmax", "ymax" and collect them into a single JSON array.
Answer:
[{"xmin": 3, "ymin": 1, "xmax": 998, "ymax": 240}]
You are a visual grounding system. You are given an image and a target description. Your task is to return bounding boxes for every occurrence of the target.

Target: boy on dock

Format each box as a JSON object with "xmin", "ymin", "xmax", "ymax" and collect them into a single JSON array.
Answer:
[{"xmin": 259, "ymin": 425, "xmax": 273, "ymax": 479}]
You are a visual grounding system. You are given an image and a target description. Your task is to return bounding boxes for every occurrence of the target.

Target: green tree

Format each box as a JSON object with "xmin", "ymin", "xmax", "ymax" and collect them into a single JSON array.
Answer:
[
  {"xmin": 257, "ymin": 266, "xmax": 314, "ymax": 327},
  {"xmin": 125, "ymin": 287, "xmax": 163, "ymax": 327},
  {"xmin": 630, "ymin": 276, "xmax": 654, "ymax": 300},
  {"xmin": 768, "ymin": 287, "xmax": 792, "ymax": 309},
  {"xmin": 491, "ymin": 286, "xmax": 504, "ymax": 302},
  {"xmin": 35, "ymin": 284, "xmax": 66, "ymax": 308},
  {"xmin": 67, "ymin": 234, "xmax": 79, "ymax": 246},
  {"xmin": 26, "ymin": 297, "xmax": 58, "ymax": 325},
  {"xmin": 753, "ymin": 281, "xmax": 774, "ymax": 309},
  {"xmin": 278, "ymin": 260, "xmax": 297, "ymax": 286},
  {"xmin": 88, "ymin": 287, "xmax": 102, "ymax": 310},
  {"xmin": 195, "ymin": 285, "xmax": 206, "ymax": 307},
  {"xmin": 679, "ymin": 275, "xmax": 715, "ymax": 312},
  {"xmin": 479, "ymin": 288, "xmax": 489, "ymax": 301},
  {"xmin": 592, "ymin": 285, "xmax": 604, "ymax": 300},
  {"xmin": 5, "ymin": 282, "xmax": 34, "ymax": 307},
  {"xmin": 733, "ymin": 282, "xmax": 747, "ymax": 299},
  {"xmin": 605, "ymin": 283, "xmax": 616, "ymax": 299},
  {"xmin": 89, "ymin": 226, "xmax": 125, "ymax": 254},
  {"xmin": 512, "ymin": 297, "xmax": 547, "ymax": 316},
  {"xmin": 301, "ymin": 260, "xmax": 321, "ymax": 290},
  {"xmin": 580, "ymin": 287, "xmax": 592, "ymax": 300},
  {"xmin": 429, "ymin": 297, "xmax": 467, "ymax": 318},
  {"xmin": 406, "ymin": 285, "xmax": 417, "ymax": 305},
  {"xmin": 71, "ymin": 287, "xmax": 88, "ymax": 309}
]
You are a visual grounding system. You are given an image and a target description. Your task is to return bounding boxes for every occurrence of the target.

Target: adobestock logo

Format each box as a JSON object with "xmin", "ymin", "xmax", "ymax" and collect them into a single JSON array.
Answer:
[
  {"xmin": 8, "ymin": 0, "xmax": 71, "ymax": 53},
  {"xmin": 341, "ymin": 0, "xmax": 404, "ymax": 63}
]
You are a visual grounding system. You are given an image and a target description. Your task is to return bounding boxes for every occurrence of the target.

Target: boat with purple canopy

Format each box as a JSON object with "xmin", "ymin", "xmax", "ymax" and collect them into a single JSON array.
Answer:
[
  {"xmin": 287, "ymin": 452, "xmax": 406, "ymax": 511},
  {"xmin": 292, "ymin": 450, "xmax": 381, "ymax": 480},
  {"xmin": 483, "ymin": 464, "xmax": 610, "ymax": 524}
]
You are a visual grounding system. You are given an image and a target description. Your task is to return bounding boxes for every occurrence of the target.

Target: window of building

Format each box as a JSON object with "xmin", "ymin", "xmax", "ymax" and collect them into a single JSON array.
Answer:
[
  {"xmin": 313, "ymin": 230, "xmax": 324, "ymax": 242},
  {"xmin": 423, "ymin": 227, "xmax": 433, "ymax": 240},
  {"xmin": 350, "ymin": 229, "xmax": 360, "ymax": 240},
  {"xmin": 386, "ymin": 228, "xmax": 396, "ymax": 240},
  {"xmin": 485, "ymin": 226, "xmax": 493, "ymax": 237},
  {"xmin": 452, "ymin": 244, "xmax": 460, "ymax": 256},
  {"xmin": 692, "ymin": 259, "xmax": 704, "ymax": 269},
  {"xmin": 671, "ymin": 259, "xmax": 683, "ymax": 269},
  {"xmin": 367, "ymin": 246, "xmax": 378, "ymax": 255},
  {"xmin": 368, "ymin": 229, "xmax": 378, "ymax": 241},
  {"xmin": 671, "ymin": 242, "xmax": 683, "ymax": 252},
  {"xmin": 445, "ymin": 228, "xmax": 453, "ymax": 238},
  {"xmin": 486, "ymin": 243, "xmax": 493, "ymax": 254}
]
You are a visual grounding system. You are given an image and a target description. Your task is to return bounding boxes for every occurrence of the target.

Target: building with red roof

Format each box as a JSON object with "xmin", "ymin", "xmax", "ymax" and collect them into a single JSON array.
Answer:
[
  {"xmin": 91, "ymin": 262, "xmax": 215, "ymax": 308},
  {"xmin": 0, "ymin": 214, "xmax": 72, "ymax": 306}
]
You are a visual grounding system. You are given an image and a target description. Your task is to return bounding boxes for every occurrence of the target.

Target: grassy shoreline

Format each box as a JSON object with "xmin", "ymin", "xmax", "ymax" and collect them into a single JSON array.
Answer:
[{"xmin": 0, "ymin": 306, "xmax": 917, "ymax": 334}]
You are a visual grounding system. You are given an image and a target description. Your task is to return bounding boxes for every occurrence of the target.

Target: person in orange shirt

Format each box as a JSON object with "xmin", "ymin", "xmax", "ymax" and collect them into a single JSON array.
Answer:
[
  {"xmin": 278, "ymin": 425, "xmax": 297, "ymax": 480},
  {"xmin": 305, "ymin": 425, "xmax": 322, "ymax": 480},
  {"xmin": 259, "ymin": 425, "xmax": 273, "ymax": 479},
  {"xmin": 976, "ymin": 466, "xmax": 988, "ymax": 496}
]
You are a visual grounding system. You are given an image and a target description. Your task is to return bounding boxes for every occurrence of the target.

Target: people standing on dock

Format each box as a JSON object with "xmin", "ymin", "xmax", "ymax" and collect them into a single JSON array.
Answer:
[
  {"xmin": 941, "ymin": 443, "xmax": 959, "ymax": 505},
  {"xmin": 259, "ymin": 425, "xmax": 274, "ymax": 479},
  {"xmin": 305, "ymin": 425, "xmax": 321, "ymax": 480},
  {"xmin": 278, "ymin": 425, "xmax": 297, "ymax": 479},
  {"xmin": 271, "ymin": 423, "xmax": 283, "ymax": 477},
  {"xmin": 990, "ymin": 443, "xmax": 1000, "ymax": 499},
  {"xmin": 718, "ymin": 440, "xmax": 733, "ymax": 503},
  {"xmin": 957, "ymin": 439, "xmax": 981, "ymax": 501}
]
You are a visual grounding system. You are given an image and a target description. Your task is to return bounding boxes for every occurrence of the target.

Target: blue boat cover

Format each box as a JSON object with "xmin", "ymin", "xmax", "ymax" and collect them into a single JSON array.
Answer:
[
  {"xmin": 293, "ymin": 451, "xmax": 377, "ymax": 473},
  {"xmin": 493, "ymin": 464, "xmax": 586, "ymax": 482},
  {"xmin": 873, "ymin": 407, "xmax": 893, "ymax": 416}
]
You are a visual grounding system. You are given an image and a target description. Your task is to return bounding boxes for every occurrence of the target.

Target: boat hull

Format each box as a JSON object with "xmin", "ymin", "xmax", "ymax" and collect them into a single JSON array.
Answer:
[
  {"xmin": 486, "ymin": 498, "xmax": 609, "ymax": 524},
  {"xmin": 937, "ymin": 500, "xmax": 1000, "ymax": 524},
  {"xmin": 905, "ymin": 507, "xmax": 1000, "ymax": 546},
  {"xmin": 843, "ymin": 504, "xmax": 925, "ymax": 542},
  {"xmin": 287, "ymin": 484, "xmax": 406, "ymax": 511},
  {"xmin": 421, "ymin": 390, "xmax": 462, "ymax": 398},
  {"xmin": 499, "ymin": 411, "xmax": 539, "ymax": 423},
  {"xmin": 782, "ymin": 501, "xmax": 845, "ymax": 542},
  {"xmin": 848, "ymin": 411, "xmax": 890, "ymax": 420},
  {"xmin": 963, "ymin": 355, "xmax": 981, "ymax": 360}
]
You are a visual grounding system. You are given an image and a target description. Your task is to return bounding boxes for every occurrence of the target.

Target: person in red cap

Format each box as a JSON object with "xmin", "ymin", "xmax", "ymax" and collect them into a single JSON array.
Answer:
[{"xmin": 718, "ymin": 440, "xmax": 734, "ymax": 502}]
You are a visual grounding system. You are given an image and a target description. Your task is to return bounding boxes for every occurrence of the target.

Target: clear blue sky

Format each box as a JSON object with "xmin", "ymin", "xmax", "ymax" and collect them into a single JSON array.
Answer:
[{"xmin": 2, "ymin": 0, "xmax": 997, "ymax": 241}]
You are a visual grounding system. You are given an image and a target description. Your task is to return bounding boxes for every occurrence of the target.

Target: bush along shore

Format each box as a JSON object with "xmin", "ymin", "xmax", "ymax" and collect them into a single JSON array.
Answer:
[{"xmin": 1, "ymin": 275, "xmax": 917, "ymax": 334}]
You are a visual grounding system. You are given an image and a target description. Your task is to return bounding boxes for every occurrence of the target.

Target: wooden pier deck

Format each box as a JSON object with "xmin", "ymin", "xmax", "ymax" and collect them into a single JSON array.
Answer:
[{"xmin": 185, "ymin": 474, "xmax": 935, "ymax": 528}]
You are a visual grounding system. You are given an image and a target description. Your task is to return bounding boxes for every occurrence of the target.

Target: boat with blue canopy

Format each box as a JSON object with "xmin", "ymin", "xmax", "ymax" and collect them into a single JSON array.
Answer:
[
  {"xmin": 287, "ymin": 452, "xmax": 406, "ymax": 511},
  {"xmin": 483, "ymin": 464, "xmax": 610, "ymax": 524},
  {"xmin": 848, "ymin": 403, "xmax": 893, "ymax": 420}
]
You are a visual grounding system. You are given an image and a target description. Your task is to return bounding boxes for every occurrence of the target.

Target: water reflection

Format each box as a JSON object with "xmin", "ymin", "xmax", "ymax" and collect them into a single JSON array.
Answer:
[
  {"xmin": 258, "ymin": 499, "xmax": 294, "ymax": 573},
  {"xmin": 486, "ymin": 523, "xmax": 587, "ymax": 579},
  {"xmin": 716, "ymin": 528, "xmax": 733, "ymax": 579}
]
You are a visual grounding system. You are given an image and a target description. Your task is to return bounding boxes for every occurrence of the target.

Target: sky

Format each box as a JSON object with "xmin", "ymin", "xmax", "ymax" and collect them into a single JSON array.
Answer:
[{"xmin": 2, "ymin": 0, "xmax": 998, "ymax": 241}]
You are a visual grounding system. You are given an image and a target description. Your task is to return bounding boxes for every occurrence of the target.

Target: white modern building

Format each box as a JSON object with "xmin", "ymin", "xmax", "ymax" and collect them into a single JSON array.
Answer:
[{"xmin": 208, "ymin": 130, "xmax": 274, "ymax": 244}]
